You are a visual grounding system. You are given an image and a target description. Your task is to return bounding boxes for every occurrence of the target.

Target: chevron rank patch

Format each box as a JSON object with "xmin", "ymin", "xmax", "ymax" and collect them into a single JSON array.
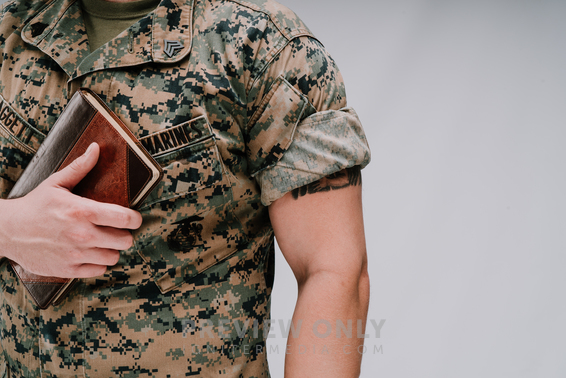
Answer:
[{"xmin": 164, "ymin": 39, "xmax": 184, "ymax": 57}]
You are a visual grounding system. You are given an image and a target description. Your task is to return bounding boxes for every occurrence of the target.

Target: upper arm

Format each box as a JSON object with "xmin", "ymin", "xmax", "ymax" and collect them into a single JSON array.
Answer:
[{"xmin": 268, "ymin": 166, "xmax": 367, "ymax": 285}]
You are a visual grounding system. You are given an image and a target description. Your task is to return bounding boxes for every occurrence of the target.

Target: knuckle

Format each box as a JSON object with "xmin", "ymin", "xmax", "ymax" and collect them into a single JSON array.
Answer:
[
  {"xmin": 67, "ymin": 156, "xmax": 85, "ymax": 172},
  {"xmin": 67, "ymin": 264, "xmax": 83, "ymax": 277},
  {"xmin": 67, "ymin": 249, "xmax": 82, "ymax": 261},
  {"xmin": 114, "ymin": 209, "xmax": 142, "ymax": 229},
  {"xmin": 67, "ymin": 205, "xmax": 94, "ymax": 221},
  {"xmin": 113, "ymin": 210, "xmax": 130, "ymax": 227},
  {"xmin": 66, "ymin": 228, "xmax": 94, "ymax": 244}
]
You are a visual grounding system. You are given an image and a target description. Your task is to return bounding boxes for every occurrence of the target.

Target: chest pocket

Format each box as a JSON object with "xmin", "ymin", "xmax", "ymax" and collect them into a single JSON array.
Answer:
[{"xmin": 134, "ymin": 115, "xmax": 246, "ymax": 293}]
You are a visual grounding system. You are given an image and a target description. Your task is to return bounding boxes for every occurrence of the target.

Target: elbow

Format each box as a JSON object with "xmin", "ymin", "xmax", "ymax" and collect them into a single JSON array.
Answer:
[{"xmin": 297, "ymin": 255, "xmax": 370, "ymax": 313}]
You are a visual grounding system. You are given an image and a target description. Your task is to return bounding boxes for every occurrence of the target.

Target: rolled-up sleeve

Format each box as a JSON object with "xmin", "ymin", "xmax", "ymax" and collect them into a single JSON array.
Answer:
[
  {"xmin": 256, "ymin": 106, "xmax": 370, "ymax": 205},
  {"xmin": 245, "ymin": 36, "xmax": 371, "ymax": 206}
]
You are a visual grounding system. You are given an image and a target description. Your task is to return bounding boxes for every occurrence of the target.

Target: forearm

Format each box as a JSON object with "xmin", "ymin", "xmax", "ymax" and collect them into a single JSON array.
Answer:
[{"xmin": 284, "ymin": 267, "xmax": 370, "ymax": 377}]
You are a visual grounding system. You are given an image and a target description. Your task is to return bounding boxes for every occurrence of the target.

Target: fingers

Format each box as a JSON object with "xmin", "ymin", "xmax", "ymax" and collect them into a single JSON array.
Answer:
[
  {"xmin": 50, "ymin": 228, "xmax": 130, "ymax": 278},
  {"xmin": 40, "ymin": 141, "xmax": 142, "ymax": 230},
  {"xmin": 65, "ymin": 224, "xmax": 135, "ymax": 250},
  {"xmin": 75, "ymin": 247, "xmax": 121, "ymax": 266},
  {"xmin": 62, "ymin": 248, "xmax": 121, "ymax": 278},
  {"xmin": 25, "ymin": 247, "xmax": 122, "ymax": 279},
  {"xmin": 97, "ymin": 226, "xmax": 135, "ymax": 251},
  {"xmin": 77, "ymin": 199, "xmax": 143, "ymax": 230},
  {"xmin": 71, "ymin": 264, "xmax": 109, "ymax": 279},
  {"xmin": 47, "ymin": 142, "xmax": 99, "ymax": 191}
]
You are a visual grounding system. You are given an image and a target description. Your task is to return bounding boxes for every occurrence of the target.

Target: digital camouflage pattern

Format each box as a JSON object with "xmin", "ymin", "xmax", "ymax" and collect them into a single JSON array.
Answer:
[{"xmin": 0, "ymin": 0, "xmax": 370, "ymax": 375}]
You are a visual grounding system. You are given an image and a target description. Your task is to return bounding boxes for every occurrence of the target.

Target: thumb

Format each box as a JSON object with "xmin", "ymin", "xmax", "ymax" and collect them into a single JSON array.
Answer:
[{"xmin": 48, "ymin": 142, "xmax": 100, "ymax": 191}]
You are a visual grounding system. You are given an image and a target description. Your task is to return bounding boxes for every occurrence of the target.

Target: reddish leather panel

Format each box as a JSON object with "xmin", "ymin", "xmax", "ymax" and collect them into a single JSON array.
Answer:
[{"xmin": 59, "ymin": 112, "xmax": 130, "ymax": 207}]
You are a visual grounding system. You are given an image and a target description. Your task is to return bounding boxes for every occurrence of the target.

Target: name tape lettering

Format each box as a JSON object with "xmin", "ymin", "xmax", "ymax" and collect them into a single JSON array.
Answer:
[{"xmin": 140, "ymin": 117, "xmax": 211, "ymax": 157}]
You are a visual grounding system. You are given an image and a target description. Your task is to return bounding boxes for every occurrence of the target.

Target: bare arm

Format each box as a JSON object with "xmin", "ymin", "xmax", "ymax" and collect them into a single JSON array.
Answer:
[
  {"xmin": 269, "ymin": 166, "xmax": 369, "ymax": 377},
  {"xmin": 0, "ymin": 143, "xmax": 142, "ymax": 278}
]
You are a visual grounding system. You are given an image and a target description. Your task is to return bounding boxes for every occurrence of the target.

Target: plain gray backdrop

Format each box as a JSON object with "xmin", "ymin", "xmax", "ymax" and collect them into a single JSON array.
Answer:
[
  {"xmin": 2, "ymin": 0, "xmax": 566, "ymax": 377},
  {"xmin": 271, "ymin": 0, "xmax": 566, "ymax": 377}
]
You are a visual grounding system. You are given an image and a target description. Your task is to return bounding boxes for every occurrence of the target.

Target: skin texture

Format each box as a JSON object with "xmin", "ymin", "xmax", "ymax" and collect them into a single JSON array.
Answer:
[
  {"xmin": 0, "ymin": 143, "xmax": 142, "ymax": 278},
  {"xmin": 270, "ymin": 166, "xmax": 369, "ymax": 377}
]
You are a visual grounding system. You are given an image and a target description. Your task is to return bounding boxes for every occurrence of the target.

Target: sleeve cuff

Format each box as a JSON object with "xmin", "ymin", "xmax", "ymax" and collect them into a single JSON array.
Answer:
[{"xmin": 256, "ymin": 107, "xmax": 371, "ymax": 206}]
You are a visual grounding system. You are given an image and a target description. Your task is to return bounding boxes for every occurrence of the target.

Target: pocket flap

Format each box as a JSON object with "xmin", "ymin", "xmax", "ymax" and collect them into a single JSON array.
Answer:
[
  {"xmin": 136, "ymin": 202, "xmax": 246, "ymax": 293},
  {"xmin": 246, "ymin": 75, "xmax": 310, "ymax": 176}
]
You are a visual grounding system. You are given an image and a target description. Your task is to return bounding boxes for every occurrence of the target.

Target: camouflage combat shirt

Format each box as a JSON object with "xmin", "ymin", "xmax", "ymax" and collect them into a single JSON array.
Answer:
[{"xmin": 0, "ymin": 0, "xmax": 370, "ymax": 376}]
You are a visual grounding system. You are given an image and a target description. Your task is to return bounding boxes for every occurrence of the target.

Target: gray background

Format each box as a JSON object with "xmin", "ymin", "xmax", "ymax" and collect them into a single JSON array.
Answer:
[
  {"xmin": 271, "ymin": 0, "xmax": 566, "ymax": 377},
  {"xmin": 2, "ymin": 0, "xmax": 565, "ymax": 376}
]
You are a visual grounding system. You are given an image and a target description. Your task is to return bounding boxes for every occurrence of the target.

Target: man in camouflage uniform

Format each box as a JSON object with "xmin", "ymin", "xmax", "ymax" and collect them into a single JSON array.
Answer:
[{"xmin": 0, "ymin": 0, "xmax": 370, "ymax": 375}]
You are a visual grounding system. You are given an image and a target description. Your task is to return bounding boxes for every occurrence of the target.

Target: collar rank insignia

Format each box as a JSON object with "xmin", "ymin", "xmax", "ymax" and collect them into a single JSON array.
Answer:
[{"xmin": 164, "ymin": 40, "xmax": 184, "ymax": 58}]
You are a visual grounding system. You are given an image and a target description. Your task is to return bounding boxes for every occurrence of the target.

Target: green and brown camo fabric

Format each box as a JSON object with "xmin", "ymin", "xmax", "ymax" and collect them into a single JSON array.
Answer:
[{"xmin": 0, "ymin": 0, "xmax": 370, "ymax": 375}]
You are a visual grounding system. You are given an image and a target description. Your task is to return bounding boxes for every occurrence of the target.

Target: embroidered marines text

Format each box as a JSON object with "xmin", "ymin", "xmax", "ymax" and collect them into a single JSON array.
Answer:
[{"xmin": 139, "ymin": 118, "xmax": 209, "ymax": 156}]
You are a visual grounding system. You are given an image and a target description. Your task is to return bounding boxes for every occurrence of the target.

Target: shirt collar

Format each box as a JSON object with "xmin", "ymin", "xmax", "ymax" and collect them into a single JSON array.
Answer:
[{"xmin": 21, "ymin": 0, "xmax": 194, "ymax": 80}]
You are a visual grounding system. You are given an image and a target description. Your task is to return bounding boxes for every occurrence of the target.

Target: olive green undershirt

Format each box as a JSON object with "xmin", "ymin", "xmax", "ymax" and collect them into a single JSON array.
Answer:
[{"xmin": 80, "ymin": 0, "xmax": 160, "ymax": 52}]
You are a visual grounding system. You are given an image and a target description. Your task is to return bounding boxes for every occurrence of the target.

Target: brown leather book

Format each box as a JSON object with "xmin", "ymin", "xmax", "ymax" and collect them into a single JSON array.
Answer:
[{"xmin": 7, "ymin": 88, "xmax": 163, "ymax": 309}]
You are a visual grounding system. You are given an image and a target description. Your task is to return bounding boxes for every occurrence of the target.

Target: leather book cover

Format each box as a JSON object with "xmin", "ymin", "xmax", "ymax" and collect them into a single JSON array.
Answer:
[{"xmin": 7, "ymin": 88, "xmax": 163, "ymax": 309}]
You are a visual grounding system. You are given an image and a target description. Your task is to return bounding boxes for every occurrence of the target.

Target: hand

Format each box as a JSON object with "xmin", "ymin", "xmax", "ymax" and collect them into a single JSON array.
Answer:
[{"xmin": 0, "ymin": 143, "xmax": 143, "ymax": 278}]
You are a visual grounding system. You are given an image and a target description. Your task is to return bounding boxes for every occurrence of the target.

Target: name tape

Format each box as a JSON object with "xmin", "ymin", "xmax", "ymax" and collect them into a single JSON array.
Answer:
[
  {"xmin": 0, "ymin": 95, "xmax": 45, "ymax": 153},
  {"xmin": 139, "ymin": 116, "xmax": 212, "ymax": 157}
]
